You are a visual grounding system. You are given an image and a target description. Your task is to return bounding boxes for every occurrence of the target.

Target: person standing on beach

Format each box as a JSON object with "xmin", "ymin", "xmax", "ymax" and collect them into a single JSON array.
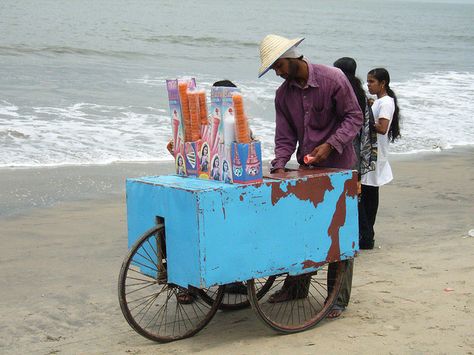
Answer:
[
  {"xmin": 258, "ymin": 34, "xmax": 363, "ymax": 318},
  {"xmin": 360, "ymin": 68, "xmax": 401, "ymax": 249},
  {"xmin": 333, "ymin": 57, "xmax": 378, "ymax": 250}
]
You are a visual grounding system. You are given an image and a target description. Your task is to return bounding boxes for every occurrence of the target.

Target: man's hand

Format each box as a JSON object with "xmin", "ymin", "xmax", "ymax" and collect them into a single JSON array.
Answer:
[
  {"xmin": 304, "ymin": 143, "xmax": 333, "ymax": 165},
  {"xmin": 166, "ymin": 140, "xmax": 174, "ymax": 156}
]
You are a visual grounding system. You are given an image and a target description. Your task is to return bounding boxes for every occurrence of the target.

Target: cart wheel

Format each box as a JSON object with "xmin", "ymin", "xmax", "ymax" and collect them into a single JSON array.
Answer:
[
  {"xmin": 198, "ymin": 277, "xmax": 275, "ymax": 311},
  {"xmin": 118, "ymin": 225, "xmax": 225, "ymax": 342},
  {"xmin": 247, "ymin": 261, "xmax": 348, "ymax": 333}
]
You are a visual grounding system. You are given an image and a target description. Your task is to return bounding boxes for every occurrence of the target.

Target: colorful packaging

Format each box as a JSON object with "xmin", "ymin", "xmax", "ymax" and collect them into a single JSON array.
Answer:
[
  {"xmin": 232, "ymin": 93, "xmax": 251, "ymax": 143},
  {"xmin": 209, "ymin": 86, "xmax": 240, "ymax": 183},
  {"xmin": 222, "ymin": 144, "xmax": 233, "ymax": 184},
  {"xmin": 198, "ymin": 140, "xmax": 211, "ymax": 179},
  {"xmin": 167, "ymin": 78, "xmax": 262, "ymax": 184},
  {"xmin": 231, "ymin": 141, "xmax": 263, "ymax": 184},
  {"xmin": 166, "ymin": 78, "xmax": 197, "ymax": 176},
  {"xmin": 197, "ymin": 89, "xmax": 210, "ymax": 179}
]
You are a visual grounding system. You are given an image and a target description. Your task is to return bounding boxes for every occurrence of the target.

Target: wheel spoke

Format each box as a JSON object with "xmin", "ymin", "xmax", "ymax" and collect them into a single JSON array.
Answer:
[
  {"xmin": 136, "ymin": 291, "xmax": 161, "ymax": 324},
  {"xmin": 135, "ymin": 249, "xmax": 159, "ymax": 270},
  {"xmin": 129, "ymin": 288, "xmax": 167, "ymax": 313},
  {"xmin": 125, "ymin": 281, "xmax": 158, "ymax": 296},
  {"xmin": 126, "ymin": 280, "xmax": 157, "ymax": 287},
  {"xmin": 145, "ymin": 237, "xmax": 159, "ymax": 259},
  {"xmin": 127, "ymin": 266, "xmax": 157, "ymax": 280},
  {"xmin": 130, "ymin": 259, "xmax": 159, "ymax": 274},
  {"xmin": 144, "ymin": 288, "xmax": 174, "ymax": 331}
]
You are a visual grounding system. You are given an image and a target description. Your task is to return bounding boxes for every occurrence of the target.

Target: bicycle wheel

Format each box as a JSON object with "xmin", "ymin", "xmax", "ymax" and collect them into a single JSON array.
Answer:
[
  {"xmin": 118, "ymin": 225, "xmax": 225, "ymax": 342},
  {"xmin": 247, "ymin": 261, "xmax": 347, "ymax": 333},
  {"xmin": 199, "ymin": 277, "xmax": 275, "ymax": 311}
]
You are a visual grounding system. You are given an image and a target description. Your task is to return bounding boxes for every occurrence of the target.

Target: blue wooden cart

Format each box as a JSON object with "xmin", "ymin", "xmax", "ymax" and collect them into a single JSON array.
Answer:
[{"xmin": 118, "ymin": 168, "xmax": 358, "ymax": 342}]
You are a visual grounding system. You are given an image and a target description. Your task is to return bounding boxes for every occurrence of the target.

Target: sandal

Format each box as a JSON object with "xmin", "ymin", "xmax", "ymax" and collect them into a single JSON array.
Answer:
[
  {"xmin": 268, "ymin": 276, "xmax": 310, "ymax": 303},
  {"xmin": 268, "ymin": 287, "xmax": 295, "ymax": 303},
  {"xmin": 326, "ymin": 304, "xmax": 345, "ymax": 319},
  {"xmin": 176, "ymin": 288, "xmax": 196, "ymax": 304}
]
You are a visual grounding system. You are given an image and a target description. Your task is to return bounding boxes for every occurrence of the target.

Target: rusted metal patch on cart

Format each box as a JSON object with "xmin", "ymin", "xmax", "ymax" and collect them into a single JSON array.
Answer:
[
  {"xmin": 301, "ymin": 260, "xmax": 326, "ymax": 269},
  {"xmin": 270, "ymin": 175, "xmax": 334, "ymax": 208},
  {"xmin": 266, "ymin": 167, "xmax": 343, "ymax": 180},
  {"xmin": 326, "ymin": 175, "xmax": 358, "ymax": 262}
]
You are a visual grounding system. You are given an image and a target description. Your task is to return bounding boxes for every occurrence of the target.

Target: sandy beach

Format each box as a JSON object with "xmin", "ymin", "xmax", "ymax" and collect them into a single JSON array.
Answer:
[{"xmin": 0, "ymin": 148, "xmax": 473, "ymax": 354}]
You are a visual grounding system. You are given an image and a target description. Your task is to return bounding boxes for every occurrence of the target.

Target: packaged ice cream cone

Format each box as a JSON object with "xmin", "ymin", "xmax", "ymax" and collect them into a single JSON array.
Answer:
[
  {"xmin": 232, "ymin": 93, "xmax": 251, "ymax": 143},
  {"xmin": 187, "ymin": 90, "xmax": 201, "ymax": 142},
  {"xmin": 198, "ymin": 90, "xmax": 208, "ymax": 126},
  {"xmin": 178, "ymin": 82, "xmax": 192, "ymax": 142},
  {"xmin": 172, "ymin": 118, "xmax": 181, "ymax": 154},
  {"xmin": 211, "ymin": 115, "xmax": 221, "ymax": 153},
  {"xmin": 223, "ymin": 107, "xmax": 235, "ymax": 146}
]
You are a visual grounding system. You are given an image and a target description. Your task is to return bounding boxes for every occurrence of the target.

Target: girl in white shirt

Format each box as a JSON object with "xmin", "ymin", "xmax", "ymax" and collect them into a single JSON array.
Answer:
[{"xmin": 360, "ymin": 68, "xmax": 401, "ymax": 249}]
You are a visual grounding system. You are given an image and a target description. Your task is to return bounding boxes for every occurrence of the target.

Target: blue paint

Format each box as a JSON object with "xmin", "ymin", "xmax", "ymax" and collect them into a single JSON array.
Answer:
[{"xmin": 126, "ymin": 170, "xmax": 358, "ymax": 288}]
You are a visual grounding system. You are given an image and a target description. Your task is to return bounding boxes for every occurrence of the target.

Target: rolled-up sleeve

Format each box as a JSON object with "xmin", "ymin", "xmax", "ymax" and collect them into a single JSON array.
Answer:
[
  {"xmin": 271, "ymin": 97, "xmax": 297, "ymax": 171},
  {"xmin": 325, "ymin": 74, "xmax": 363, "ymax": 154}
]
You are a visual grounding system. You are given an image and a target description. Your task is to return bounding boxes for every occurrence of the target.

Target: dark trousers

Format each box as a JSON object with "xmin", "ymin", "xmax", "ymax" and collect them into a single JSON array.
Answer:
[
  {"xmin": 287, "ymin": 260, "xmax": 353, "ymax": 308},
  {"xmin": 359, "ymin": 184, "xmax": 379, "ymax": 248},
  {"xmin": 328, "ymin": 259, "xmax": 353, "ymax": 307}
]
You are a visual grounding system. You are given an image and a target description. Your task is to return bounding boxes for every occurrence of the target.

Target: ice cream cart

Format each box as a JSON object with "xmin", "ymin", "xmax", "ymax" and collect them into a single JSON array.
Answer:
[{"xmin": 118, "ymin": 167, "xmax": 358, "ymax": 342}]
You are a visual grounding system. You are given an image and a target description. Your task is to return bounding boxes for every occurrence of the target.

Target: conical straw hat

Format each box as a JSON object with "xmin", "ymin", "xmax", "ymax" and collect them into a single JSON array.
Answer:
[{"xmin": 258, "ymin": 34, "xmax": 305, "ymax": 78}]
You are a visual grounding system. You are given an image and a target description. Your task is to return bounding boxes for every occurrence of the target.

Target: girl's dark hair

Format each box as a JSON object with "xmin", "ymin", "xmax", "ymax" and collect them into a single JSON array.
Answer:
[
  {"xmin": 368, "ymin": 68, "xmax": 401, "ymax": 142},
  {"xmin": 334, "ymin": 57, "xmax": 366, "ymax": 114},
  {"xmin": 213, "ymin": 80, "xmax": 237, "ymax": 87}
]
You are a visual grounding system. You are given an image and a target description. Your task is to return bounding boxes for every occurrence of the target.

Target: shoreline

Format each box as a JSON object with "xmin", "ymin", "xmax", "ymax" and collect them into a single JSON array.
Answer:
[
  {"xmin": 1, "ymin": 143, "xmax": 473, "ymax": 170},
  {"xmin": 0, "ymin": 161, "xmax": 176, "ymax": 219},
  {"xmin": 1, "ymin": 146, "xmax": 473, "ymax": 220}
]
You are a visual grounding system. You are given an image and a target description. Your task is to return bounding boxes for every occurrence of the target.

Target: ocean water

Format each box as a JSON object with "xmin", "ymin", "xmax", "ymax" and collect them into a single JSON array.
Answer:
[{"xmin": 1, "ymin": 0, "xmax": 473, "ymax": 167}]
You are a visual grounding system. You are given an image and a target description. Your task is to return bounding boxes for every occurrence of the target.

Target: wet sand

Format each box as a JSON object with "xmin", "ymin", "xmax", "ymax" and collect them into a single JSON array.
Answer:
[{"xmin": 0, "ymin": 149, "xmax": 473, "ymax": 354}]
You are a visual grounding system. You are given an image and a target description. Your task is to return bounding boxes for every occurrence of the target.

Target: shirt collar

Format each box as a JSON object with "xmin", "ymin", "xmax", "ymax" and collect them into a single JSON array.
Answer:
[{"xmin": 289, "ymin": 58, "xmax": 319, "ymax": 89}]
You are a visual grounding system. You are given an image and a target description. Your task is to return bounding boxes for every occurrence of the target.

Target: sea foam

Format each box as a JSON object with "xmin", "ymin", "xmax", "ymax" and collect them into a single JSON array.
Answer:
[{"xmin": 1, "ymin": 72, "xmax": 473, "ymax": 167}]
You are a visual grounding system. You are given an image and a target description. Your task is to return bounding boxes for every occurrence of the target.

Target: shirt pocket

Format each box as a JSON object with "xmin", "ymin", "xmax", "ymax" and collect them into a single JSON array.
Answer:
[{"xmin": 309, "ymin": 106, "xmax": 332, "ymax": 129}]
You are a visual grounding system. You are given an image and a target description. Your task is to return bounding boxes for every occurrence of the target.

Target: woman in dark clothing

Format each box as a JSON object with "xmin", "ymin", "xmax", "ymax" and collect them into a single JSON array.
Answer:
[{"xmin": 333, "ymin": 57, "xmax": 377, "ymax": 250}]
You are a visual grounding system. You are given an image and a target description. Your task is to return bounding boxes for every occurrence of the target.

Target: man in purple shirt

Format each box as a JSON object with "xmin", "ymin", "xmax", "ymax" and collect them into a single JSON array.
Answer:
[{"xmin": 259, "ymin": 34, "xmax": 363, "ymax": 318}]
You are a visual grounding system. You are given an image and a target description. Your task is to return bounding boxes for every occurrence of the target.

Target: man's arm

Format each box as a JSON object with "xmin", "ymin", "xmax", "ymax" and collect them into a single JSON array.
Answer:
[
  {"xmin": 306, "ymin": 73, "xmax": 363, "ymax": 165},
  {"xmin": 271, "ymin": 97, "xmax": 297, "ymax": 172},
  {"xmin": 325, "ymin": 74, "xmax": 363, "ymax": 153}
]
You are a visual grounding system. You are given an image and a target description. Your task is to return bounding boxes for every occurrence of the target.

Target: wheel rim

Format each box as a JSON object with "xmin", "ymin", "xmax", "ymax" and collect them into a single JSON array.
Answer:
[
  {"xmin": 199, "ymin": 277, "xmax": 275, "ymax": 311},
  {"xmin": 118, "ymin": 225, "xmax": 224, "ymax": 342},
  {"xmin": 247, "ymin": 262, "xmax": 346, "ymax": 333}
]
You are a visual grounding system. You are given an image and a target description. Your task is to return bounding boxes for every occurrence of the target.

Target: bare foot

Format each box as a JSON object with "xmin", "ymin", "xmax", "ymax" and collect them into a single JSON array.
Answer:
[{"xmin": 327, "ymin": 305, "xmax": 345, "ymax": 319}]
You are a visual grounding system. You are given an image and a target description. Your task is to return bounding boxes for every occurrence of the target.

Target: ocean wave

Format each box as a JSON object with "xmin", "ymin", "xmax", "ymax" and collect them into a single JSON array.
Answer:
[
  {"xmin": 0, "ymin": 45, "xmax": 150, "ymax": 59},
  {"xmin": 0, "ymin": 129, "xmax": 30, "ymax": 140},
  {"xmin": 0, "ymin": 102, "xmax": 174, "ymax": 167},
  {"xmin": 1, "ymin": 71, "xmax": 473, "ymax": 167},
  {"xmin": 0, "ymin": 35, "xmax": 257, "ymax": 59},
  {"xmin": 389, "ymin": 71, "xmax": 474, "ymax": 154},
  {"xmin": 140, "ymin": 35, "xmax": 257, "ymax": 48},
  {"xmin": 0, "ymin": 100, "xmax": 19, "ymax": 117}
]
